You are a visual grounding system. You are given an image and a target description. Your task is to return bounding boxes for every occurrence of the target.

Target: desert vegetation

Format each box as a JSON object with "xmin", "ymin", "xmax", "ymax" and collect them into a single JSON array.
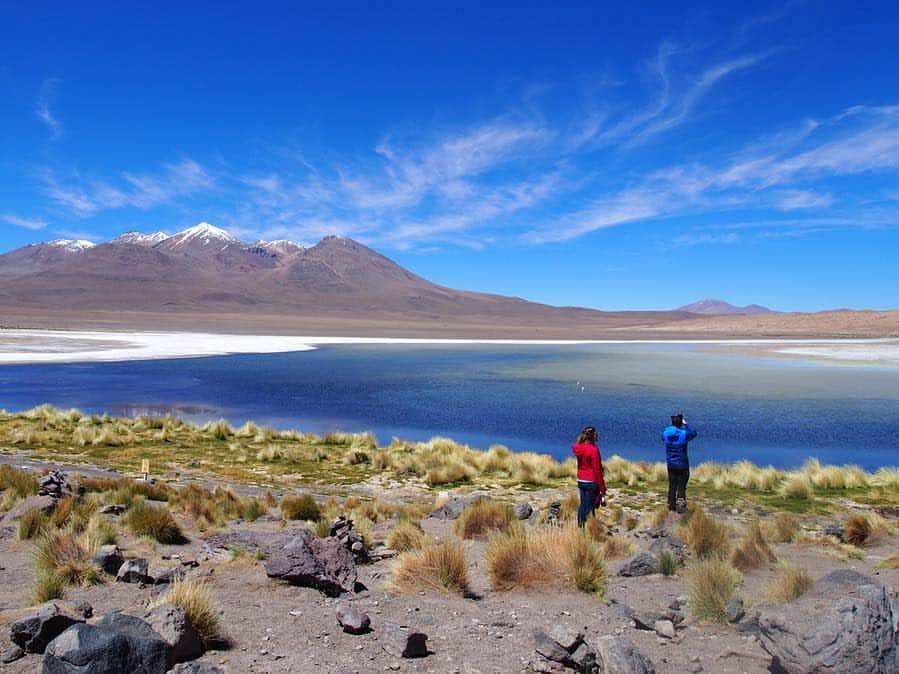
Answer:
[
  {"xmin": 688, "ymin": 558, "xmax": 742, "ymax": 624},
  {"xmin": 391, "ymin": 541, "xmax": 470, "ymax": 595}
]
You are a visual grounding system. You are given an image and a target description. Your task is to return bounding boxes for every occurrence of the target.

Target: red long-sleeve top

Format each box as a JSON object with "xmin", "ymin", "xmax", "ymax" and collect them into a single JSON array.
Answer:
[{"xmin": 572, "ymin": 442, "xmax": 606, "ymax": 492}]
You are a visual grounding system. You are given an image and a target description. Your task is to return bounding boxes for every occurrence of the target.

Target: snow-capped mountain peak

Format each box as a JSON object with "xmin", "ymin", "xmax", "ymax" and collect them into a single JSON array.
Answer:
[
  {"xmin": 257, "ymin": 239, "xmax": 305, "ymax": 254},
  {"xmin": 48, "ymin": 239, "xmax": 96, "ymax": 252},
  {"xmin": 113, "ymin": 231, "xmax": 169, "ymax": 246},
  {"xmin": 167, "ymin": 222, "xmax": 239, "ymax": 249}
]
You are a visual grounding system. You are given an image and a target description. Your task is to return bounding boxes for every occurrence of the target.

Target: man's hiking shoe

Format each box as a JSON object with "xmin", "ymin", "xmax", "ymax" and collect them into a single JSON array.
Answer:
[{"xmin": 676, "ymin": 498, "xmax": 686, "ymax": 514}]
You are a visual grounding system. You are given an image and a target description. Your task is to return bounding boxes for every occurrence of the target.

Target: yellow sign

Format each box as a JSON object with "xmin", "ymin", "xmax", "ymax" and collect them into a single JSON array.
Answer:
[{"xmin": 140, "ymin": 459, "xmax": 150, "ymax": 475}]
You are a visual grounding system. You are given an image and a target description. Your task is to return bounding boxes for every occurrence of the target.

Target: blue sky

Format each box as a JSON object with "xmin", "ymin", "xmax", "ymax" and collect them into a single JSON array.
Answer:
[{"xmin": 2, "ymin": 1, "xmax": 899, "ymax": 311}]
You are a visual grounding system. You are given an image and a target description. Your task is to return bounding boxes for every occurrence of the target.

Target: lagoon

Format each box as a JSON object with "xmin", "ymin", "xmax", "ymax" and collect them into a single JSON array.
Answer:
[{"xmin": 0, "ymin": 342, "xmax": 897, "ymax": 470}]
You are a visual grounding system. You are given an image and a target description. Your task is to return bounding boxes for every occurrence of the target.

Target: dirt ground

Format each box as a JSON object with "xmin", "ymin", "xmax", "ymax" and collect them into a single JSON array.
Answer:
[{"xmin": 1, "ymin": 473, "xmax": 896, "ymax": 674}]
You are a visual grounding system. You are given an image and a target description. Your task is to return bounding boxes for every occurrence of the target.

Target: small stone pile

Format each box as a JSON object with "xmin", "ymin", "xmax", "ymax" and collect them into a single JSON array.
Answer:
[
  {"xmin": 533, "ymin": 626, "xmax": 655, "ymax": 673},
  {"xmin": 544, "ymin": 501, "xmax": 562, "ymax": 526},
  {"xmin": 329, "ymin": 515, "xmax": 368, "ymax": 563},
  {"xmin": 37, "ymin": 471, "xmax": 70, "ymax": 499}
]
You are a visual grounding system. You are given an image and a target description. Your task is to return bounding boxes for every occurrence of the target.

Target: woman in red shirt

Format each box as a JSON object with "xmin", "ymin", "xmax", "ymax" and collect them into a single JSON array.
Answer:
[{"xmin": 572, "ymin": 425, "xmax": 606, "ymax": 527}]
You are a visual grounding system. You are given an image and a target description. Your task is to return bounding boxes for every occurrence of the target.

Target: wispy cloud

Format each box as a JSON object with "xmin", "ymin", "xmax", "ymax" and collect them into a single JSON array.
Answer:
[
  {"xmin": 1, "ymin": 214, "xmax": 48, "ymax": 230},
  {"xmin": 43, "ymin": 159, "xmax": 214, "ymax": 216},
  {"xmin": 36, "ymin": 79, "xmax": 63, "ymax": 140}
]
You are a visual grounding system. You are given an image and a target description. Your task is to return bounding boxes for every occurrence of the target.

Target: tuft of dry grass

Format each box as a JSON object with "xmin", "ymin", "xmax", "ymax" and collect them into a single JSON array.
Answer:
[
  {"xmin": 152, "ymin": 578, "xmax": 220, "ymax": 646},
  {"xmin": 454, "ymin": 500, "xmax": 516, "ymax": 540},
  {"xmin": 387, "ymin": 520, "xmax": 430, "ymax": 552},
  {"xmin": 392, "ymin": 541, "xmax": 470, "ymax": 595},
  {"xmin": 730, "ymin": 520, "xmax": 777, "ymax": 572},
  {"xmin": 602, "ymin": 535, "xmax": 636, "ymax": 560},
  {"xmin": 779, "ymin": 473, "xmax": 813, "ymax": 499},
  {"xmin": 280, "ymin": 494, "xmax": 321, "ymax": 521},
  {"xmin": 765, "ymin": 564, "xmax": 813, "ymax": 603},
  {"xmin": 680, "ymin": 507, "xmax": 731, "ymax": 559},
  {"xmin": 486, "ymin": 525, "xmax": 607, "ymax": 595},
  {"xmin": 34, "ymin": 530, "xmax": 101, "ymax": 587},
  {"xmin": 845, "ymin": 514, "xmax": 872, "ymax": 547},
  {"xmin": 658, "ymin": 549, "xmax": 680, "ymax": 576},
  {"xmin": 125, "ymin": 501, "xmax": 186, "ymax": 544},
  {"xmin": 30, "ymin": 571, "xmax": 66, "ymax": 604},
  {"xmin": 769, "ymin": 512, "xmax": 800, "ymax": 543},
  {"xmin": 689, "ymin": 558, "xmax": 742, "ymax": 624},
  {"xmin": 0, "ymin": 464, "xmax": 39, "ymax": 503},
  {"xmin": 18, "ymin": 508, "xmax": 49, "ymax": 540},
  {"xmin": 585, "ymin": 516, "xmax": 609, "ymax": 542},
  {"xmin": 876, "ymin": 555, "xmax": 899, "ymax": 569}
]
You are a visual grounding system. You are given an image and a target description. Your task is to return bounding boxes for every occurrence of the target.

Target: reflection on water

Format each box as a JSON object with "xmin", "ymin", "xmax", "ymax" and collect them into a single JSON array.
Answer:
[{"xmin": 0, "ymin": 343, "xmax": 897, "ymax": 470}]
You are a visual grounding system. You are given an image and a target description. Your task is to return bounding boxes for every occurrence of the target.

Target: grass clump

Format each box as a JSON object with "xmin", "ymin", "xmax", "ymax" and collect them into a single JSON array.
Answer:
[
  {"xmin": 770, "ymin": 512, "xmax": 800, "ymax": 543},
  {"xmin": 845, "ymin": 514, "xmax": 872, "ymax": 547},
  {"xmin": 392, "ymin": 541, "xmax": 470, "ymax": 595},
  {"xmin": 765, "ymin": 564, "xmax": 813, "ymax": 603},
  {"xmin": 454, "ymin": 500, "xmax": 516, "ymax": 540},
  {"xmin": 30, "ymin": 571, "xmax": 66, "ymax": 604},
  {"xmin": 680, "ymin": 507, "xmax": 731, "ymax": 559},
  {"xmin": 125, "ymin": 501, "xmax": 186, "ymax": 544},
  {"xmin": 486, "ymin": 524, "xmax": 606, "ymax": 595},
  {"xmin": 387, "ymin": 520, "xmax": 430, "ymax": 552},
  {"xmin": 34, "ymin": 530, "xmax": 101, "ymax": 587},
  {"xmin": 689, "ymin": 558, "xmax": 742, "ymax": 624},
  {"xmin": 0, "ymin": 464, "xmax": 39, "ymax": 501},
  {"xmin": 602, "ymin": 535, "xmax": 636, "ymax": 560},
  {"xmin": 153, "ymin": 578, "xmax": 220, "ymax": 646},
  {"xmin": 730, "ymin": 520, "xmax": 777, "ymax": 572},
  {"xmin": 18, "ymin": 508, "xmax": 50, "ymax": 540},
  {"xmin": 658, "ymin": 549, "xmax": 680, "ymax": 576},
  {"xmin": 280, "ymin": 494, "xmax": 321, "ymax": 521},
  {"xmin": 876, "ymin": 555, "xmax": 899, "ymax": 569},
  {"xmin": 779, "ymin": 473, "xmax": 813, "ymax": 499}
]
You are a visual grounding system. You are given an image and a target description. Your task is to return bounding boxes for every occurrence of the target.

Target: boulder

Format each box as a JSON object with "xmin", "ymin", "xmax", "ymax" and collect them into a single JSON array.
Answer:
[
  {"xmin": 99, "ymin": 504, "xmax": 126, "ymax": 515},
  {"xmin": 725, "ymin": 596, "xmax": 745, "ymax": 624},
  {"xmin": 653, "ymin": 620, "xmax": 675, "ymax": 639},
  {"xmin": 116, "ymin": 558, "xmax": 152, "ymax": 584},
  {"xmin": 569, "ymin": 642, "xmax": 597, "ymax": 673},
  {"xmin": 617, "ymin": 552, "xmax": 659, "ymax": 577},
  {"xmin": 514, "ymin": 502, "xmax": 533, "ymax": 520},
  {"xmin": 150, "ymin": 565, "xmax": 186, "ymax": 585},
  {"xmin": 0, "ymin": 494, "xmax": 58, "ymax": 523},
  {"xmin": 203, "ymin": 527, "xmax": 357, "ymax": 595},
  {"xmin": 0, "ymin": 645, "xmax": 24, "ymax": 664},
  {"xmin": 9, "ymin": 602, "xmax": 84, "ymax": 653},
  {"xmin": 757, "ymin": 569, "xmax": 897, "ymax": 674},
  {"xmin": 92, "ymin": 545, "xmax": 124, "ymax": 575},
  {"xmin": 594, "ymin": 635, "xmax": 656, "ymax": 674},
  {"xmin": 428, "ymin": 493, "xmax": 489, "ymax": 520},
  {"xmin": 169, "ymin": 663, "xmax": 225, "ymax": 673},
  {"xmin": 336, "ymin": 602, "xmax": 371, "ymax": 635},
  {"xmin": 534, "ymin": 627, "xmax": 592, "ymax": 670},
  {"xmin": 43, "ymin": 622, "xmax": 169, "ymax": 674},
  {"xmin": 381, "ymin": 623, "xmax": 428, "ymax": 658},
  {"xmin": 144, "ymin": 604, "xmax": 203, "ymax": 663},
  {"xmin": 38, "ymin": 471, "xmax": 70, "ymax": 498},
  {"xmin": 648, "ymin": 535, "xmax": 688, "ymax": 563}
]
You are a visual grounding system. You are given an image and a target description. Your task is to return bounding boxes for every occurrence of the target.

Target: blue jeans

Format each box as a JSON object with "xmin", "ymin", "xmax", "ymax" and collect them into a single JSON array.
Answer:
[{"xmin": 577, "ymin": 481, "xmax": 599, "ymax": 527}]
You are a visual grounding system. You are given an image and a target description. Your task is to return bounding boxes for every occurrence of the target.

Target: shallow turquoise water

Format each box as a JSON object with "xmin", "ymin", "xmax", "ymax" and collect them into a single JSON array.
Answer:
[{"xmin": 0, "ymin": 343, "xmax": 897, "ymax": 470}]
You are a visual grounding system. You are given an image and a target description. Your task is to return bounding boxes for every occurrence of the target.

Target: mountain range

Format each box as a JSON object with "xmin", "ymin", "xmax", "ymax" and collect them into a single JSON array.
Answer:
[
  {"xmin": 676, "ymin": 299, "xmax": 773, "ymax": 316},
  {"xmin": 0, "ymin": 224, "xmax": 687, "ymax": 334}
]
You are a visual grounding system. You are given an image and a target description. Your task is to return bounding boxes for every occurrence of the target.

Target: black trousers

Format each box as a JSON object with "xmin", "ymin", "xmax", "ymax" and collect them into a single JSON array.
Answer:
[{"xmin": 667, "ymin": 467, "xmax": 690, "ymax": 511}]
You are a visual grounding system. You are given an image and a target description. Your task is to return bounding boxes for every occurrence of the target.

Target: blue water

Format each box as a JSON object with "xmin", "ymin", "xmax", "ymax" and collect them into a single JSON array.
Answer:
[{"xmin": 0, "ymin": 343, "xmax": 897, "ymax": 470}]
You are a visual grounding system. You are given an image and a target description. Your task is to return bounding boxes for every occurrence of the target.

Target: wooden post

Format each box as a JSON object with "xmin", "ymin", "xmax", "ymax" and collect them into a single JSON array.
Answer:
[{"xmin": 140, "ymin": 459, "xmax": 150, "ymax": 481}]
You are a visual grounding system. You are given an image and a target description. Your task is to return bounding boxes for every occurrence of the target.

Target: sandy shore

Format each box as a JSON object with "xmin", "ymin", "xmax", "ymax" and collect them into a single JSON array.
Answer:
[{"xmin": 1, "ymin": 328, "xmax": 899, "ymax": 365}]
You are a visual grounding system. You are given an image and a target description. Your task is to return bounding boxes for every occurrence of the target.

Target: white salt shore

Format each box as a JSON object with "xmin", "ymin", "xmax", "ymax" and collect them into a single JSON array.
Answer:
[{"xmin": 0, "ymin": 329, "xmax": 897, "ymax": 366}]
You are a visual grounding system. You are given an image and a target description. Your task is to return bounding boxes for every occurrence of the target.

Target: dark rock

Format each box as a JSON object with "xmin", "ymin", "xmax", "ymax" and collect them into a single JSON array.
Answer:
[
  {"xmin": 38, "ymin": 471, "xmax": 70, "ymax": 498},
  {"xmin": 43, "ymin": 622, "xmax": 169, "ymax": 674},
  {"xmin": 631, "ymin": 610, "xmax": 664, "ymax": 631},
  {"xmin": 757, "ymin": 569, "xmax": 897, "ymax": 673},
  {"xmin": 618, "ymin": 552, "xmax": 660, "ymax": 577},
  {"xmin": 569, "ymin": 642, "xmax": 598, "ymax": 673},
  {"xmin": 116, "ymin": 558, "xmax": 152, "ymax": 584},
  {"xmin": 725, "ymin": 596, "xmax": 745, "ymax": 623},
  {"xmin": 99, "ymin": 504, "xmax": 126, "ymax": 515},
  {"xmin": 336, "ymin": 602, "xmax": 371, "ymax": 634},
  {"xmin": 204, "ymin": 527, "xmax": 357, "ymax": 595},
  {"xmin": 381, "ymin": 623, "xmax": 428, "ymax": 658},
  {"xmin": 150, "ymin": 565, "xmax": 186, "ymax": 585},
  {"xmin": 92, "ymin": 545, "xmax": 124, "ymax": 575},
  {"xmin": 594, "ymin": 635, "xmax": 656, "ymax": 674},
  {"xmin": 1, "ymin": 645, "xmax": 25, "ymax": 664},
  {"xmin": 330, "ymin": 516, "xmax": 369, "ymax": 563},
  {"xmin": 544, "ymin": 501, "xmax": 563, "ymax": 526},
  {"xmin": 428, "ymin": 493, "xmax": 489, "ymax": 520},
  {"xmin": 534, "ymin": 630, "xmax": 570, "ymax": 663},
  {"xmin": 74, "ymin": 602, "xmax": 93, "ymax": 620},
  {"xmin": 648, "ymin": 535, "xmax": 688, "ymax": 563},
  {"xmin": 144, "ymin": 604, "xmax": 203, "ymax": 663},
  {"xmin": 9, "ymin": 602, "xmax": 84, "ymax": 653},
  {"xmin": 821, "ymin": 522, "xmax": 845, "ymax": 542},
  {"xmin": 514, "ymin": 502, "xmax": 533, "ymax": 520}
]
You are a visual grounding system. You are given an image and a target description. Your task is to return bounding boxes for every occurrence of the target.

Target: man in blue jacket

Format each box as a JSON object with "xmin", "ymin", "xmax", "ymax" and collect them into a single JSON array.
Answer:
[{"xmin": 662, "ymin": 414, "xmax": 697, "ymax": 514}]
